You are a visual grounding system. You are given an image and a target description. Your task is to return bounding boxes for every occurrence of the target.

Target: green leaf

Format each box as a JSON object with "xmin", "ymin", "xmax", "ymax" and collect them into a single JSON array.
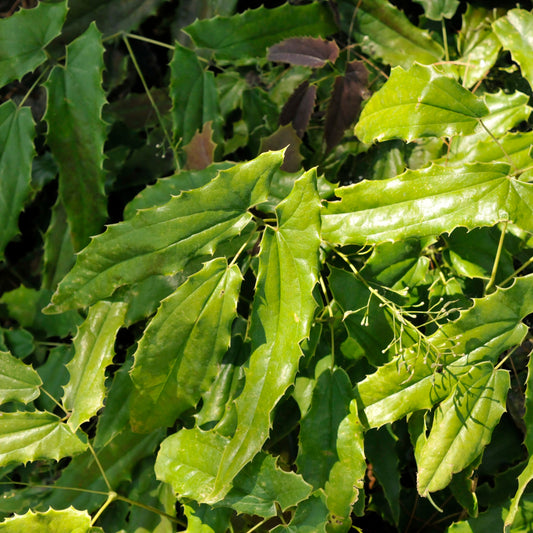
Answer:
[
  {"xmin": 45, "ymin": 23, "xmax": 108, "ymax": 252},
  {"xmin": 170, "ymin": 43, "xmax": 221, "ymax": 147},
  {"xmin": 413, "ymin": 0, "xmax": 459, "ymax": 20},
  {"xmin": 355, "ymin": 64, "xmax": 488, "ymax": 143},
  {"xmin": 183, "ymin": 502, "xmax": 233, "ymax": 533},
  {"xmin": 213, "ymin": 168, "xmax": 321, "ymax": 498},
  {"xmin": 184, "ymin": 3, "xmax": 336, "ymax": 64},
  {"xmin": 0, "ymin": 507, "xmax": 99, "ymax": 533},
  {"xmin": 0, "ymin": 411, "xmax": 87, "ymax": 467},
  {"xmin": 47, "ymin": 150, "xmax": 283, "ymax": 313},
  {"xmin": 0, "ymin": 102, "xmax": 35, "ymax": 260},
  {"xmin": 296, "ymin": 368, "xmax": 353, "ymax": 490},
  {"xmin": 0, "ymin": 1, "xmax": 68, "ymax": 87},
  {"xmin": 417, "ymin": 363, "xmax": 509, "ymax": 495},
  {"xmin": 339, "ymin": 0, "xmax": 443, "ymax": 68},
  {"xmin": 63, "ymin": 301, "xmax": 128, "ymax": 432},
  {"xmin": 0, "ymin": 351, "xmax": 42, "ymax": 405},
  {"xmin": 129, "ymin": 258, "xmax": 242, "ymax": 432},
  {"xmin": 356, "ymin": 274, "xmax": 533, "ymax": 427},
  {"xmin": 493, "ymin": 9, "xmax": 533, "ymax": 89},
  {"xmin": 156, "ymin": 429, "xmax": 311, "ymax": 517},
  {"xmin": 321, "ymin": 162, "xmax": 533, "ymax": 246},
  {"xmin": 271, "ymin": 491, "xmax": 329, "ymax": 533},
  {"xmin": 324, "ymin": 400, "xmax": 366, "ymax": 532}
]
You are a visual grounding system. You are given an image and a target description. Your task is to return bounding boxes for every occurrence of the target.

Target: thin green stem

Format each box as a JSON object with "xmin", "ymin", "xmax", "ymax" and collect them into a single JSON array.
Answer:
[
  {"xmin": 116, "ymin": 494, "xmax": 186, "ymax": 526},
  {"xmin": 91, "ymin": 491, "xmax": 117, "ymax": 526},
  {"xmin": 499, "ymin": 255, "xmax": 533, "ymax": 287},
  {"xmin": 122, "ymin": 34, "xmax": 180, "ymax": 170},
  {"xmin": 1, "ymin": 481, "xmax": 109, "ymax": 496},
  {"xmin": 124, "ymin": 32, "xmax": 175, "ymax": 50},
  {"xmin": 86, "ymin": 441, "xmax": 112, "ymax": 492},
  {"xmin": 478, "ymin": 119, "xmax": 517, "ymax": 173},
  {"xmin": 229, "ymin": 230, "xmax": 258, "ymax": 268},
  {"xmin": 485, "ymin": 221, "xmax": 507, "ymax": 294},
  {"xmin": 441, "ymin": 19, "xmax": 449, "ymax": 63},
  {"xmin": 17, "ymin": 68, "xmax": 49, "ymax": 109},
  {"xmin": 40, "ymin": 387, "xmax": 68, "ymax": 416},
  {"xmin": 319, "ymin": 274, "xmax": 335, "ymax": 368}
]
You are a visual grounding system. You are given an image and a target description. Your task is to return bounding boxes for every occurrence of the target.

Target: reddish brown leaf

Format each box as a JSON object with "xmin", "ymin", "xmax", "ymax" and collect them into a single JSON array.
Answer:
[
  {"xmin": 268, "ymin": 37, "xmax": 339, "ymax": 68},
  {"xmin": 184, "ymin": 121, "xmax": 216, "ymax": 170},
  {"xmin": 260, "ymin": 124, "xmax": 302, "ymax": 172},
  {"xmin": 324, "ymin": 60, "xmax": 369, "ymax": 153},
  {"xmin": 279, "ymin": 81, "xmax": 317, "ymax": 138}
]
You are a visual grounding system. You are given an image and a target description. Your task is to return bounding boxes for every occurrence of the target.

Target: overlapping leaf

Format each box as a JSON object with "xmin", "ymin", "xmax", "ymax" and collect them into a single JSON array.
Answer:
[
  {"xmin": 45, "ymin": 23, "xmax": 108, "ymax": 252},
  {"xmin": 321, "ymin": 162, "xmax": 533, "ymax": 246},
  {"xmin": 0, "ymin": 351, "xmax": 41, "ymax": 405},
  {"xmin": 184, "ymin": 3, "xmax": 337, "ymax": 64},
  {"xmin": 414, "ymin": 0, "xmax": 459, "ymax": 20},
  {"xmin": 129, "ymin": 258, "xmax": 242, "ymax": 432},
  {"xmin": 0, "ymin": 507, "xmax": 100, "ymax": 533},
  {"xmin": 268, "ymin": 37, "xmax": 339, "ymax": 68},
  {"xmin": 0, "ymin": 102, "xmax": 35, "ymax": 260},
  {"xmin": 338, "ymin": 0, "xmax": 443, "ymax": 68},
  {"xmin": 63, "ymin": 301, "xmax": 128, "ymax": 432},
  {"xmin": 355, "ymin": 64, "xmax": 488, "ymax": 143},
  {"xmin": 0, "ymin": 411, "xmax": 87, "ymax": 467},
  {"xmin": 212, "ymin": 168, "xmax": 321, "ymax": 499},
  {"xmin": 47, "ymin": 151, "xmax": 283, "ymax": 313},
  {"xmin": 0, "ymin": 1, "xmax": 67, "ymax": 87},
  {"xmin": 356, "ymin": 274, "xmax": 533, "ymax": 428},
  {"xmin": 417, "ymin": 363, "xmax": 508, "ymax": 495}
]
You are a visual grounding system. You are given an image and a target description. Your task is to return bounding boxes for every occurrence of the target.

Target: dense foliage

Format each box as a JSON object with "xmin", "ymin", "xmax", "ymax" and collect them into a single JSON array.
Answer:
[{"xmin": 1, "ymin": 0, "xmax": 533, "ymax": 531}]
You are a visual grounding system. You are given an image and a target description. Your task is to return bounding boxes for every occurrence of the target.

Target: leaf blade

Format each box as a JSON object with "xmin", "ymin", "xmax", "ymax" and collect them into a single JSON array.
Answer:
[{"xmin": 0, "ymin": 351, "xmax": 42, "ymax": 405}]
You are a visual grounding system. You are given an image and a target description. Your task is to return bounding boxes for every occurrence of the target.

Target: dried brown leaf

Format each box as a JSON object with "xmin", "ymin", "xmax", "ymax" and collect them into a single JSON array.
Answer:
[
  {"xmin": 279, "ymin": 81, "xmax": 317, "ymax": 137},
  {"xmin": 324, "ymin": 60, "xmax": 369, "ymax": 153},
  {"xmin": 268, "ymin": 37, "xmax": 339, "ymax": 68},
  {"xmin": 184, "ymin": 121, "xmax": 216, "ymax": 170},
  {"xmin": 260, "ymin": 124, "xmax": 302, "ymax": 172}
]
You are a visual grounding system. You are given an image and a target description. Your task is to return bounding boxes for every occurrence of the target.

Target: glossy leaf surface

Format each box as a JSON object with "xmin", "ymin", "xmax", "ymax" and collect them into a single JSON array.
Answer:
[
  {"xmin": 355, "ymin": 64, "xmax": 488, "ymax": 143},
  {"xmin": 45, "ymin": 23, "xmax": 108, "ymax": 252},
  {"xmin": 48, "ymin": 151, "xmax": 283, "ymax": 313},
  {"xmin": 0, "ymin": 351, "xmax": 41, "ymax": 405},
  {"xmin": 0, "ymin": 507, "xmax": 98, "ymax": 533}
]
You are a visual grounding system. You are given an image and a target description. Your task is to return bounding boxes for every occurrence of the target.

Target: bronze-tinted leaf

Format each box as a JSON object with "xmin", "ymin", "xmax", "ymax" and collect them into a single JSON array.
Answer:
[
  {"xmin": 279, "ymin": 82, "xmax": 317, "ymax": 137},
  {"xmin": 268, "ymin": 37, "xmax": 339, "ymax": 68},
  {"xmin": 324, "ymin": 60, "xmax": 369, "ymax": 152},
  {"xmin": 260, "ymin": 124, "xmax": 302, "ymax": 172},
  {"xmin": 184, "ymin": 122, "xmax": 216, "ymax": 170}
]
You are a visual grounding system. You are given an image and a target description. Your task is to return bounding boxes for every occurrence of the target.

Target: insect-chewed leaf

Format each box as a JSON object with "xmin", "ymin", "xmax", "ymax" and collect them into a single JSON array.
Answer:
[
  {"xmin": 279, "ymin": 82, "xmax": 317, "ymax": 138},
  {"xmin": 0, "ymin": 350, "xmax": 42, "ymax": 405},
  {"xmin": 493, "ymin": 9, "xmax": 533, "ymax": 90},
  {"xmin": 129, "ymin": 258, "xmax": 242, "ymax": 432},
  {"xmin": 170, "ymin": 43, "xmax": 220, "ymax": 147},
  {"xmin": 63, "ymin": 301, "xmax": 128, "ymax": 432},
  {"xmin": 325, "ymin": 60, "xmax": 369, "ymax": 153},
  {"xmin": 0, "ymin": 507, "xmax": 98, "ymax": 533},
  {"xmin": 0, "ymin": 1, "xmax": 67, "ymax": 87},
  {"xmin": 0, "ymin": 411, "xmax": 87, "ymax": 467},
  {"xmin": 338, "ymin": 0, "xmax": 443, "ymax": 68},
  {"xmin": 321, "ymin": 162, "xmax": 533, "ymax": 246},
  {"xmin": 212, "ymin": 168, "xmax": 321, "ymax": 500},
  {"xmin": 417, "ymin": 363, "xmax": 509, "ymax": 496},
  {"xmin": 46, "ymin": 150, "xmax": 283, "ymax": 313},
  {"xmin": 357, "ymin": 274, "xmax": 533, "ymax": 428},
  {"xmin": 268, "ymin": 37, "xmax": 339, "ymax": 68},
  {"xmin": 45, "ymin": 23, "xmax": 108, "ymax": 252},
  {"xmin": 354, "ymin": 64, "xmax": 488, "ymax": 143},
  {"xmin": 184, "ymin": 3, "xmax": 337, "ymax": 64},
  {"xmin": 0, "ymin": 101, "xmax": 34, "ymax": 260},
  {"xmin": 184, "ymin": 121, "xmax": 216, "ymax": 170}
]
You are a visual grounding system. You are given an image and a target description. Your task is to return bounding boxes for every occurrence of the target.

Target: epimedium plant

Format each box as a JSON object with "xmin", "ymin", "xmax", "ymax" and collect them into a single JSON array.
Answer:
[{"xmin": 1, "ymin": 0, "xmax": 533, "ymax": 532}]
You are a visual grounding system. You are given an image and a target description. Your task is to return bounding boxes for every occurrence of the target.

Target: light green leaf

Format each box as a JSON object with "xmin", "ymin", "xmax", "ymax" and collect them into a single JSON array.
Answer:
[
  {"xmin": 493, "ymin": 9, "xmax": 533, "ymax": 89},
  {"xmin": 0, "ymin": 101, "xmax": 34, "ymax": 260},
  {"xmin": 0, "ymin": 351, "xmax": 41, "ymax": 405},
  {"xmin": 355, "ymin": 64, "xmax": 487, "ymax": 143},
  {"xmin": 47, "ymin": 150, "xmax": 283, "ymax": 313},
  {"xmin": 271, "ymin": 491, "xmax": 329, "ymax": 533},
  {"xmin": 324, "ymin": 400, "xmax": 366, "ymax": 532},
  {"xmin": 338, "ymin": 0, "xmax": 443, "ymax": 68},
  {"xmin": 213, "ymin": 168, "xmax": 321, "ymax": 499},
  {"xmin": 296, "ymin": 368, "xmax": 353, "ymax": 490},
  {"xmin": 170, "ymin": 43, "xmax": 221, "ymax": 147},
  {"xmin": 129, "ymin": 258, "xmax": 242, "ymax": 432},
  {"xmin": 413, "ymin": 0, "xmax": 459, "ymax": 20},
  {"xmin": 63, "ymin": 300, "xmax": 128, "ymax": 432},
  {"xmin": 184, "ymin": 3, "xmax": 337, "ymax": 64},
  {"xmin": 0, "ymin": 411, "xmax": 87, "ymax": 467},
  {"xmin": 45, "ymin": 23, "xmax": 108, "ymax": 252},
  {"xmin": 321, "ymin": 162, "xmax": 533, "ymax": 246},
  {"xmin": 0, "ymin": 1, "xmax": 67, "ymax": 87},
  {"xmin": 0, "ymin": 507, "xmax": 99, "ymax": 533},
  {"xmin": 417, "ymin": 363, "xmax": 509, "ymax": 495},
  {"xmin": 357, "ymin": 274, "xmax": 533, "ymax": 427}
]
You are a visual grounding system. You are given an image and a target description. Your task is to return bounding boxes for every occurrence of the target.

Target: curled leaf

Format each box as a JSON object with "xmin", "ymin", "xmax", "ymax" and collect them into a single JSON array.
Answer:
[{"xmin": 268, "ymin": 37, "xmax": 339, "ymax": 67}]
